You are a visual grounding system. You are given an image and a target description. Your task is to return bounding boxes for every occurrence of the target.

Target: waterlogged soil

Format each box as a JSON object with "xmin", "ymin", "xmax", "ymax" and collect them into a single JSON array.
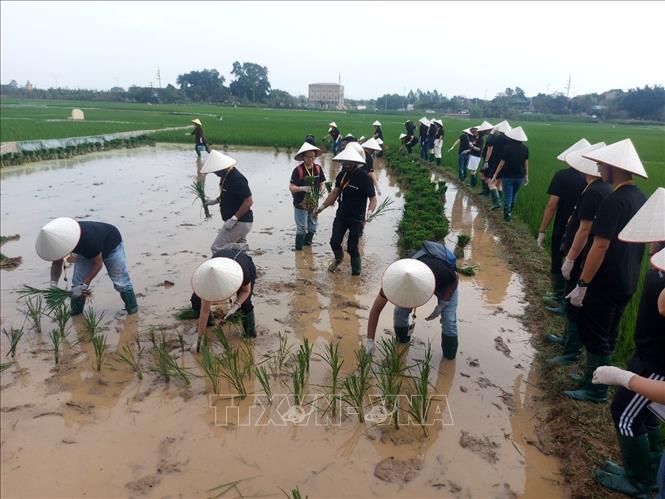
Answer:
[{"xmin": 0, "ymin": 145, "xmax": 562, "ymax": 498}]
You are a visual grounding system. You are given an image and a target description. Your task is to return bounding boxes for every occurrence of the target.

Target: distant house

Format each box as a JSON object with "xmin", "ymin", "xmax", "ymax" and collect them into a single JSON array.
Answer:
[
  {"xmin": 356, "ymin": 105, "xmax": 366, "ymax": 111},
  {"xmin": 406, "ymin": 104, "xmax": 415, "ymax": 111},
  {"xmin": 308, "ymin": 83, "xmax": 344, "ymax": 109}
]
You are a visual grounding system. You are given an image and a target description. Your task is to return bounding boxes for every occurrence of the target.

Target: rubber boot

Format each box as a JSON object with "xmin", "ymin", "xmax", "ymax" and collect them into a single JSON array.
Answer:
[
  {"xmin": 395, "ymin": 326, "xmax": 410, "ymax": 344},
  {"xmin": 545, "ymin": 302, "xmax": 565, "ymax": 316},
  {"xmin": 328, "ymin": 254, "xmax": 343, "ymax": 272},
  {"xmin": 441, "ymin": 335, "xmax": 458, "ymax": 360},
  {"xmin": 436, "ymin": 158, "xmax": 441, "ymax": 166},
  {"xmin": 470, "ymin": 174, "xmax": 477, "ymax": 187},
  {"xmin": 490, "ymin": 189, "xmax": 500, "ymax": 210},
  {"xmin": 70, "ymin": 296, "xmax": 86, "ymax": 316},
  {"xmin": 304, "ymin": 232, "xmax": 314, "ymax": 246},
  {"xmin": 562, "ymin": 352, "xmax": 611, "ymax": 402},
  {"xmin": 603, "ymin": 427, "xmax": 663, "ymax": 491},
  {"xmin": 481, "ymin": 182, "xmax": 490, "ymax": 196},
  {"xmin": 241, "ymin": 309, "xmax": 256, "ymax": 338},
  {"xmin": 545, "ymin": 332, "xmax": 566, "ymax": 345},
  {"xmin": 547, "ymin": 321, "xmax": 581, "ymax": 365},
  {"xmin": 351, "ymin": 256, "xmax": 362, "ymax": 276},
  {"xmin": 553, "ymin": 273, "xmax": 566, "ymax": 302},
  {"xmin": 120, "ymin": 288, "xmax": 139, "ymax": 314},
  {"xmin": 294, "ymin": 233, "xmax": 305, "ymax": 251},
  {"xmin": 595, "ymin": 434, "xmax": 651, "ymax": 498}
]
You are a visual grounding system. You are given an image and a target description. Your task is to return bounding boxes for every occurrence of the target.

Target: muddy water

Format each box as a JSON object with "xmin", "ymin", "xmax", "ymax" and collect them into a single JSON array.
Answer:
[{"xmin": 0, "ymin": 145, "xmax": 561, "ymax": 498}]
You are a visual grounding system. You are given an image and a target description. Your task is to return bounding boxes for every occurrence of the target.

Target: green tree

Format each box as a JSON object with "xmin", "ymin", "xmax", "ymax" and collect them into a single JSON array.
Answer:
[
  {"xmin": 176, "ymin": 69, "xmax": 226, "ymax": 102},
  {"xmin": 229, "ymin": 61, "xmax": 271, "ymax": 101}
]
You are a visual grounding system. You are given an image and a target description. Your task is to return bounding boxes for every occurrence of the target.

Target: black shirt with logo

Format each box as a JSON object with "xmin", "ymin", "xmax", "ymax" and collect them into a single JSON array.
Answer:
[
  {"xmin": 634, "ymin": 268, "xmax": 665, "ymax": 373},
  {"xmin": 469, "ymin": 135, "xmax": 484, "ymax": 158},
  {"xmin": 498, "ymin": 140, "xmax": 528, "ymax": 178},
  {"xmin": 73, "ymin": 221, "xmax": 122, "ymax": 259},
  {"xmin": 289, "ymin": 163, "xmax": 326, "ymax": 208},
  {"xmin": 211, "ymin": 248, "xmax": 256, "ymax": 286},
  {"xmin": 217, "ymin": 168, "xmax": 253, "ymax": 223},
  {"xmin": 547, "ymin": 168, "xmax": 587, "ymax": 242},
  {"xmin": 487, "ymin": 133, "xmax": 509, "ymax": 168},
  {"xmin": 334, "ymin": 168, "xmax": 375, "ymax": 221},
  {"xmin": 329, "ymin": 128, "xmax": 340, "ymax": 141},
  {"xmin": 361, "ymin": 154, "xmax": 374, "ymax": 174},
  {"xmin": 458, "ymin": 133, "xmax": 471, "ymax": 155}
]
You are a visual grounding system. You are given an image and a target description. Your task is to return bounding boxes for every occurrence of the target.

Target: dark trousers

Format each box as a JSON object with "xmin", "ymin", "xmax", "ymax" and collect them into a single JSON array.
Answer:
[
  {"xmin": 330, "ymin": 216, "xmax": 364, "ymax": 259},
  {"xmin": 577, "ymin": 287, "xmax": 630, "ymax": 356},
  {"xmin": 190, "ymin": 280, "xmax": 255, "ymax": 314},
  {"xmin": 551, "ymin": 232, "xmax": 564, "ymax": 274},
  {"xmin": 610, "ymin": 356, "xmax": 663, "ymax": 437},
  {"xmin": 419, "ymin": 139, "xmax": 427, "ymax": 159}
]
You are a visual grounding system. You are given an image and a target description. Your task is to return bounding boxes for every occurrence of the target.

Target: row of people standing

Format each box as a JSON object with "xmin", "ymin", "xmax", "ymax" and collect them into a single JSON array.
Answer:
[{"xmin": 399, "ymin": 117, "xmax": 445, "ymax": 164}]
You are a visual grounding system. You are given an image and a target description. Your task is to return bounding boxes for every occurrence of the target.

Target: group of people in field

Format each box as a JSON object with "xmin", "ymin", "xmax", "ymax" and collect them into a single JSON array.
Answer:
[{"xmin": 33, "ymin": 115, "xmax": 663, "ymax": 498}]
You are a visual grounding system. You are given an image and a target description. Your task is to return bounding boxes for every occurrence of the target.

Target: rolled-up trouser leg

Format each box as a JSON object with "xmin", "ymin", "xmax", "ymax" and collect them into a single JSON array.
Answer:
[{"xmin": 211, "ymin": 222, "xmax": 252, "ymax": 254}]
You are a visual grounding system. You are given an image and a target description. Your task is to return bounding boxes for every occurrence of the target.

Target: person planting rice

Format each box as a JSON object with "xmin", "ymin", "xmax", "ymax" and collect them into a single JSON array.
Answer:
[
  {"xmin": 315, "ymin": 143, "xmax": 376, "ymax": 276},
  {"xmin": 372, "ymin": 120, "xmax": 384, "ymax": 141},
  {"xmin": 418, "ymin": 117, "xmax": 430, "ymax": 160},
  {"xmin": 545, "ymin": 142, "xmax": 611, "ymax": 365},
  {"xmin": 361, "ymin": 137, "xmax": 382, "ymax": 196},
  {"xmin": 365, "ymin": 241, "xmax": 459, "ymax": 358},
  {"xmin": 328, "ymin": 122, "xmax": 342, "ymax": 154},
  {"xmin": 404, "ymin": 119, "xmax": 416, "ymax": 138},
  {"xmin": 564, "ymin": 139, "xmax": 648, "ymax": 403},
  {"xmin": 190, "ymin": 118, "xmax": 209, "ymax": 157},
  {"xmin": 465, "ymin": 127, "xmax": 481, "ymax": 186},
  {"xmin": 289, "ymin": 142, "xmax": 326, "ymax": 250},
  {"xmin": 426, "ymin": 118, "xmax": 438, "ymax": 162},
  {"xmin": 36, "ymin": 217, "xmax": 138, "ymax": 315},
  {"xmin": 341, "ymin": 133, "xmax": 356, "ymax": 148},
  {"xmin": 537, "ymin": 139, "xmax": 590, "ymax": 316},
  {"xmin": 491, "ymin": 126, "xmax": 529, "ymax": 222},
  {"xmin": 448, "ymin": 127, "xmax": 473, "ymax": 181},
  {"xmin": 190, "ymin": 249, "xmax": 257, "ymax": 351},
  {"xmin": 202, "ymin": 150, "xmax": 254, "ymax": 253},
  {"xmin": 432, "ymin": 119, "xmax": 444, "ymax": 166},
  {"xmin": 483, "ymin": 120, "xmax": 511, "ymax": 207},
  {"xmin": 400, "ymin": 132, "xmax": 418, "ymax": 155}
]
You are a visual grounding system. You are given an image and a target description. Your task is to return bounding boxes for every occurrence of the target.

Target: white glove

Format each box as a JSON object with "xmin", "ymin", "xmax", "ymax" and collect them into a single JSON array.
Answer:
[
  {"xmin": 561, "ymin": 258, "xmax": 575, "ymax": 281},
  {"xmin": 592, "ymin": 366, "xmax": 635, "ymax": 388},
  {"xmin": 425, "ymin": 300, "xmax": 448, "ymax": 321},
  {"xmin": 71, "ymin": 283, "xmax": 89, "ymax": 298},
  {"xmin": 537, "ymin": 232, "xmax": 546, "ymax": 249},
  {"xmin": 223, "ymin": 301, "xmax": 241, "ymax": 320},
  {"xmin": 299, "ymin": 186, "xmax": 312, "ymax": 193},
  {"xmin": 364, "ymin": 338, "xmax": 375, "ymax": 355},
  {"xmin": 223, "ymin": 216, "xmax": 238, "ymax": 230},
  {"xmin": 566, "ymin": 285, "xmax": 587, "ymax": 307},
  {"xmin": 523, "ymin": 176, "xmax": 529, "ymax": 186},
  {"xmin": 204, "ymin": 197, "xmax": 219, "ymax": 206},
  {"xmin": 49, "ymin": 280, "xmax": 59, "ymax": 288},
  {"xmin": 483, "ymin": 162, "xmax": 489, "ymax": 170}
]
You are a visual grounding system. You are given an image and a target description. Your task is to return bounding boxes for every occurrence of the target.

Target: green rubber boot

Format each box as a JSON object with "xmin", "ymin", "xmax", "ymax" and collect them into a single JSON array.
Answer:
[
  {"xmin": 242, "ymin": 309, "xmax": 256, "ymax": 338},
  {"xmin": 552, "ymin": 273, "xmax": 566, "ymax": 301},
  {"xmin": 547, "ymin": 321, "xmax": 581, "ymax": 365},
  {"xmin": 490, "ymin": 189, "xmax": 500, "ymax": 210},
  {"xmin": 120, "ymin": 288, "xmax": 139, "ymax": 314},
  {"xmin": 545, "ymin": 332, "xmax": 566, "ymax": 345},
  {"xmin": 595, "ymin": 434, "xmax": 651, "ymax": 498},
  {"xmin": 562, "ymin": 352, "xmax": 611, "ymax": 402},
  {"xmin": 603, "ymin": 427, "xmax": 663, "ymax": 491},
  {"xmin": 395, "ymin": 326, "xmax": 410, "ymax": 344},
  {"xmin": 70, "ymin": 296, "xmax": 86, "ymax": 316},
  {"xmin": 294, "ymin": 233, "xmax": 305, "ymax": 251},
  {"xmin": 350, "ymin": 256, "xmax": 362, "ymax": 276},
  {"xmin": 304, "ymin": 232, "xmax": 314, "ymax": 246},
  {"xmin": 442, "ymin": 335, "xmax": 458, "ymax": 360}
]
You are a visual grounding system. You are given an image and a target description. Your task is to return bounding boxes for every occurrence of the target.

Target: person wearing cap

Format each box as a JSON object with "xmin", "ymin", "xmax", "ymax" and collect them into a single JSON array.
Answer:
[
  {"xmin": 491, "ymin": 126, "xmax": 529, "ymax": 222},
  {"xmin": 466, "ymin": 127, "xmax": 485, "ymax": 187},
  {"xmin": 366, "ymin": 242, "xmax": 459, "ymax": 358},
  {"xmin": 586, "ymin": 188, "xmax": 665, "ymax": 496},
  {"xmin": 190, "ymin": 248, "xmax": 258, "ymax": 351},
  {"xmin": 483, "ymin": 120, "xmax": 511, "ymax": 204},
  {"xmin": 537, "ymin": 139, "xmax": 590, "ymax": 316},
  {"xmin": 328, "ymin": 122, "xmax": 342, "ymax": 154},
  {"xmin": 372, "ymin": 121, "xmax": 384, "ymax": 142},
  {"xmin": 37, "ymin": 218, "xmax": 138, "ymax": 315},
  {"xmin": 190, "ymin": 118, "xmax": 209, "ymax": 157},
  {"xmin": 545, "ymin": 142, "xmax": 611, "ymax": 364},
  {"xmin": 563, "ymin": 139, "xmax": 648, "ymax": 403},
  {"xmin": 202, "ymin": 150, "xmax": 254, "ymax": 253},
  {"xmin": 315, "ymin": 143, "xmax": 377, "ymax": 276},
  {"xmin": 361, "ymin": 138, "xmax": 382, "ymax": 196},
  {"xmin": 418, "ymin": 118, "xmax": 430, "ymax": 160},
  {"xmin": 289, "ymin": 142, "xmax": 326, "ymax": 250},
  {"xmin": 448, "ymin": 128, "xmax": 473, "ymax": 181}
]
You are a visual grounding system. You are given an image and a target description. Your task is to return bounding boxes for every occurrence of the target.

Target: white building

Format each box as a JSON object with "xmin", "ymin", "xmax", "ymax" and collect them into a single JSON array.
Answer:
[{"xmin": 308, "ymin": 83, "xmax": 344, "ymax": 109}]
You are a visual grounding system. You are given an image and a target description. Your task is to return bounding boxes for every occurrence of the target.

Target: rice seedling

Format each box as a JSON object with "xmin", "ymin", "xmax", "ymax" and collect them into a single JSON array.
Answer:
[
  {"xmin": 198, "ymin": 343, "xmax": 222, "ymax": 394},
  {"xmin": 188, "ymin": 179, "xmax": 212, "ymax": 218},
  {"xmin": 297, "ymin": 338, "xmax": 313, "ymax": 372},
  {"xmin": 280, "ymin": 486, "xmax": 308, "ymax": 499},
  {"xmin": 115, "ymin": 344, "xmax": 143, "ymax": 379},
  {"xmin": 365, "ymin": 196, "xmax": 395, "ymax": 223},
  {"xmin": 150, "ymin": 344, "xmax": 191, "ymax": 386},
  {"xmin": 18, "ymin": 285, "xmax": 73, "ymax": 312},
  {"xmin": 291, "ymin": 360, "xmax": 306, "ymax": 406},
  {"xmin": 221, "ymin": 311, "xmax": 245, "ymax": 335},
  {"xmin": 82, "ymin": 307, "xmax": 105, "ymax": 341},
  {"xmin": 457, "ymin": 264, "xmax": 478, "ymax": 277},
  {"xmin": 255, "ymin": 365, "xmax": 272, "ymax": 403},
  {"xmin": 21, "ymin": 295, "xmax": 44, "ymax": 334},
  {"xmin": 406, "ymin": 342, "xmax": 433, "ymax": 436},
  {"xmin": 50, "ymin": 302, "xmax": 72, "ymax": 338},
  {"xmin": 324, "ymin": 181, "xmax": 333, "ymax": 193},
  {"xmin": 207, "ymin": 476, "xmax": 260, "ymax": 499},
  {"xmin": 174, "ymin": 306, "xmax": 199, "ymax": 320},
  {"xmin": 148, "ymin": 327, "xmax": 158, "ymax": 349},
  {"xmin": 2, "ymin": 326, "xmax": 24, "ymax": 358},
  {"xmin": 340, "ymin": 347, "xmax": 373, "ymax": 423},
  {"xmin": 219, "ymin": 348, "xmax": 248, "ymax": 398},
  {"xmin": 454, "ymin": 234, "xmax": 471, "ymax": 259},
  {"xmin": 374, "ymin": 337, "xmax": 406, "ymax": 429},
  {"xmin": 0, "ymin": 361, "xmax": 13, "ymax": 373},
  {"xmin": 316, "ymin": 341, "xmax": 343, "ymax": 416},
  {"xmin": 49, "ymin": 329, "xmax": 62, "ymax": 365},
  {"xmin": 176, "ymin": 329, "xmax": 186, "ymax": 353},
  {"xmin": 302, "ymin": 175, "xmax": 324, "ymax": 211},
  {"xmin": 212, "ymin": 326, "xmax": 231, "ymax": 351},
  {"xmin": 268, "ymin": 332, "xmax": 293, "ymax": 375},
  {"xmin": 91, "ymin": 334, "xmax": 108, "ymax": 371}
]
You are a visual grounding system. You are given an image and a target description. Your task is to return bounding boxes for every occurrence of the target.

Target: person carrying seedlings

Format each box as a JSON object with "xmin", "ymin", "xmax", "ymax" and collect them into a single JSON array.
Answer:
[
  {"xmin": 537, "ymin": 139, "xmax": 590, "ymax": 316},
  {"xmin": 315, "ymin": 143, "xmax": 376, "ymax": 276},
  {"xmin": 465, "ymin": 127, "xmax": 482, "ymax": 186},
  {"xmin": 545, "ymin": 142, "xmax": 610, "ymax": 365},
  {"xmin": 366, "ymin": 241, "xmax": 460, "ymax": 358},
  {"xmin": 448, "ymin": 128, "xmax": 473, "ymax": 181},
  {"xmin": 36, "ymin": 217, "xmax": 138, "ymax": 315},
  {"xmin": 432, "ymin": 119, "xmax": 445, "ymax": 166},
  {"xmin": 190, "ymin": 118, "xmax": 210, "ymax": 157},
  {"xmin": 361, "ymin": 137, "xmax": 382, "ymax": 196},
  {"xmin": 289, "ymin": 142, "xmax": 326, "ymax": 250},
  {"xmin": 491, "ymin": 126, "xmax": 529, "ymax": 222},
  {"xmin": 404, "ymin": 119, "xmax": 416, "ymax": 138},
  {"xmin": 190, "ymin": 249, "xmax": 257, "ymax": 351},
  {"xmin": 483, "ymin": 120, "xmax": 511, "ymax": 206},
  {"xmin": 564, "ymin": 139, "xmax": 648, "ymax": 403},
  {"xmin": 426, "ymin": 118, "xmax": 438, "ymax": 161},
  {"xmin": 201, "ymin": 150, "xmax": 254, "ymax": 253},
  {"xmin": 328, "ymin": 122, "xmax": 342, "ymax": 154},
  {"xmin": 418, "ymin": 117, "xmax": 430, "ymax": 160},
  {"xmin": 372, "ymin": 120, "xmax": 384, "ymax": 141}
]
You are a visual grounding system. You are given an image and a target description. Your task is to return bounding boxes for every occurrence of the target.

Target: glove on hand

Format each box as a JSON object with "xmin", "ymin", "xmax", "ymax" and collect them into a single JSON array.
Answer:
[
  {"xmin": 537, "ymin": 232, "xmax": 546, "ymax": 249},
  {"xmin": 71, "ymin": 283, "xmax": 89, "ymax": 298},
  {"xmin": 592, "ymin": 366, "xmax": 635, "ymax": 388},
  {"xmin": 566, "ymin": 285, "xmax": 587, "ymax": 307},
  {"xmin": 425, "ymin": 300, "xmax": 449, "ymax": 321},
  {"xmin": 561, "ymin": 258, "xmax": 575, "ymax": 281},
  {"xmin": 223, "ymin": 301, "xmax": 241, "ymax": 320},
  {"xmin": 223, "ymin": 216, "xmax": 238, "ymax": 230}
]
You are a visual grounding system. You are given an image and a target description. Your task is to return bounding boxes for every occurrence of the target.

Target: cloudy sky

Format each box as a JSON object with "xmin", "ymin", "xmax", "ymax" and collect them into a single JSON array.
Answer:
[{"xmin": 2, "ymin": 1, "xmax": 663, "ymax": 100}]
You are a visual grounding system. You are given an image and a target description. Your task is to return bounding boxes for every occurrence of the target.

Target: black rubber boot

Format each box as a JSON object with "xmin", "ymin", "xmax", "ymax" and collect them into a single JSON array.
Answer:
[
  {"xmin": 481, "ymin": 182, "xmax": 490, "ymax": 196},
  {"xmin": 595, "ymin": 434, "xmax": 651, "ymax": 498},
  {"xmin": 304, "ymin": 232, "xmax": 314, "ymax": 246},
  {"xmin": 562, "ymin": 352, "xmax": 611, "ymax": 402},
  {"xmin": 242, "ymin": 309, "xmax": 256, "ymax": 338},
  {"xmin": 490, "ymin": 189, "xmax": 500, "ymax": 210},
  {"xmin": 436, "ymin": 158, "xmax": 441, "ymax": 166},
  {"xmin": 120, "ymin": 288, "xmax": 139, "ymax": 314},
  {"xmin": 294, "ymin": 234, "xmax": 305, "ymax": 251},
  {"xmin": 70, "ymin": 296, "xmax": 86, "ymax": 316},
  {"xmin": 547, "ymin": 321, "xmax": 581, "ymax": 365},
  {"xmin": 441, "ymin": 335, "xmax": 458, "ymax": 360},
  {"xmin": 395, "ymin": 326, "xmax": 410, "ymax": 344},
  {"xmin": 350, "ymin": 256, "xmax": 362, "ymax": 276}
]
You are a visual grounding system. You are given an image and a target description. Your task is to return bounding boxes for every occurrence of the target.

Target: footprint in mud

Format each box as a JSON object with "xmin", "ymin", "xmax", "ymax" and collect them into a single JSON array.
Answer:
[
  {"xmin": 374, "ymin": 456, "xmax": 423, "ymax": 483},
  {"xmin": 494, "ymin": 336, "xmax": 512, "ymax": 357},
  {"xmin": 458, "ymin": 430, "xmax": 500, "ymax": 464}
]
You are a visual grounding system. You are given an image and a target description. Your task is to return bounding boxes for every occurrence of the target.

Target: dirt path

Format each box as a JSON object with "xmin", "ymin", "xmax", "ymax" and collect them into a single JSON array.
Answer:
[{"xmin": 0, "ymin": 145, "xmax": 561, "ymax": 498}]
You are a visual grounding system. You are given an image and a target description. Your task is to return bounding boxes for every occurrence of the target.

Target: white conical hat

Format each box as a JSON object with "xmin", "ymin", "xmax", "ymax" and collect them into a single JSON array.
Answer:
[
  {"xmin": 361, "ymin": 137, "xmax": 382, "ymax": 151},
  {"xmin": 35, "ymin": 217, "xmax": 81, "ymax": 261},
  {"xmin": 332, "ymin": 143, "xmax": 366, "ymax": 164},
  {"xmin": 191, "ymin": 257, "xmax": 244, "ymax": 302},
  {"xmin": 565, "ymin": 142, "xmax": 606, "ymax": 177},
  {"xmin": 582, "ymin": 138, "xmax": 648, "ymax": 178},
  {"xmin": 348, "ymin": 142, "xmax": 366, "ymax": 160},
  {"xmin": 329, "ymin": 122, "xmax": 338, "ymax": 128},
  {"xmin": 294, "ymin": 142, "xmax": 322, "ymax": 161},
  {"xmin": 557, "ymin": 138, "xmax": 591, "ymax": 161},
  {"xmin": 618, "ymin": 187, "xmax": 665, "ymax": 243},
  {"xmin": 476, "ymin": 121, "xmax": 493, "ymax": 132},
  {"xmin": 506, "ymin": 126, "xmax": 528, "ymax": 142},
  {"xmin": 399, "ymin": 133, "xmax": 407, "ymax": 140},
  {"xmin": 200, "ymin": 150, "xmax": 237, "ymax": 174},
  {"xmin": 375, "ymin": 138, "xmax": 383, "ymax": 145},
  {"xmin": 462, "ymin": 127, "xmax": 473, "ymax": 135},
  {"xmin": 492, "ymin": 120, "xmax": 511, "ymax": 134},
  {"xmin": 192, "ymin": 118, "xmax": 202, "ymax": 126},
  {"xmin": 382, "ymin": 259, "xmax": 436, "ymax": 308},
  {"xmin": 358, "ymin": 136, "xmax": 366, "ymax": 142},
  {"xmin": 418, "ymin": 117, "xmax": 430, "ymax": 125},
  {"xmin": 434, "ymin": 119, "xmax": 443, "ymax": 126},
  {"xmin": 372, "ymin": 120, "xmax": 382, "ymax": 126},
  {"xmin": 650, "ymin": 247, "xmax": 665, "ymax": 271}
]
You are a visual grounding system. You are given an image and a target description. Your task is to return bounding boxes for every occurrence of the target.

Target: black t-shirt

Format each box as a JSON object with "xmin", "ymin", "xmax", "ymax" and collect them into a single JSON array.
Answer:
[
  {"xmin": 634, "ymin": 268, "xmax": 665, "ymax": 373},
  {"xmin": 374, "ymin": 127, "xmax": 384, "ymax": 140},
  {"xmin": 329, "ymin": 128, "xmax": 340, "ymax": 140},
  {"xmin": 498, "ymin": 140, "xmax": 528, "ymax": 178},
  {"xmin": 218, "ymin": 168, "xmax": 253, "ymax": 223},
  {"xmin": 361, "ymin": 154, "xmax": 374, "ymax": 174},
  {"xmin": 458, "ymin": 133, "xmax": 471, "ymax": 155},
  {"xmin": 405, "ymin": 122, "xmax": 416, "ymax": 135},
  {"xmin": 547, "ymin": 168, "xmax": 587, "ymax": 241},
  {"xmin": 73, "ymin": 221, "xmax": 122, "ymax": 259},
  {"xmin": 406, "ymin": 136, "xmax": 418, "ymax": 147},
  {"xmin": 589, "ymin": 184, "xmax": 646, "ymax": 296},
  {"xmin": 488, "ymin": 133, "xmax": 509, "ymax": 168},
  {"xmin": 289, "ymin": 163, "xmax": 326, "ymax": 208},
  {"xmin": 427, "ymin": 125, "xmax": 438, "ymax": 140},
  {"xmin": 192, "ymin": 127, "xmax": 206, "ymax": 145},
  {"xmin": 211, "ymin": 249, "xmax": 256, "ymax": 286},
  {"xmin": 469, "ymin": 135, "xmax": 484, "ymax": 157},
  {"xmin": 419, "ymin": 124, "xmax": 428, "ymax": 140},
  {"xmin": 334, "ymin": 168, "xmax": 375, "ymax": 220},
  {"xmin": 418, "ymin": 255, "xmax": 457, "ymax": 295}
]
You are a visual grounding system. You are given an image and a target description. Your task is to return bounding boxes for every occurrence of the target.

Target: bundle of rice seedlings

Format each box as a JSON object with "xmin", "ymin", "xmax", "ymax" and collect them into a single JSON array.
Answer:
[
  {"xmin": 406, "ymin": 342, "xmax": 433, "ymax": 436},
  {"xmin": 91, "ymin": 334, "xmax": 108, "ymax": 372},
  {"xmin": 21, "ymin": 296, "xmax": 44, "ymax": 334},
  {"xmin": 187, "ymin": 179, "xmax": 212, "ymax": 218},
  {"xmin": 174, "ymin": 306, "xmax": 199, "ymax": 320},
  {"xmin": 18, "ymin": 285, "xmax": 73, "ymax": 312},
  {"xmin": 219, "ymin": 348, "xmax": 248, "ymax": 398},
  {"xmin": 150, "ymin": 345, "xmax": 191, "ymax": 386},
  {"xmin": 82, "ymin": 307, "xmax": 104, "ymax": 341},
  {"xmin": 49, "ymin": 329, "xmax": 61, "ymax": 365},
  {"xmin": 374, "ymin": 337, "xmax": 406, "ymax": 429},
  {"xmin": 457, "ymin": 264, "xmax": 478, "ymax": 277},
  {"xmin": 454, "ymin": 234, "xmax": 471, "ymax": 259},
  {"xmin": 302, "ymin": 175, "xmax": 323, "ymax": 212},
  {"xmin": 198, "ymin": 343, "xmax": 221, "ymax": 394},
  {"xmin": 324, "ymin": 181, "xmax": 333, "ymax": 193},
  {"xmin": 341, "ymin": 347, "xmax": 373, "ymax": 423},
  {"xmin": 366, "ymin": 197, "xmax": 395, "ymax": 223},
  {"xmin": 255, "ymin": 365, "xmax": 272, "ymax": 403},
  {"xmin": 115, "ymin": 344, "xmax": 143, "ymax": 379},
  {"xmin": 316, "ymin": 341, "xmax": 343, "ymax": 417},
  {"xmin": 2, "ymin": 326, "xmax": 24, "ymax": 358},
  {"xmin": 297, "ymin": 338, "xmax": 313, "ymax": 372},
  {"xmin": 50, "ymin": 303, "xmax": 72, "ymax": 338},
  {"xmin": 212, "ymin": 326, "xmax": 231, "ymax": 351}
]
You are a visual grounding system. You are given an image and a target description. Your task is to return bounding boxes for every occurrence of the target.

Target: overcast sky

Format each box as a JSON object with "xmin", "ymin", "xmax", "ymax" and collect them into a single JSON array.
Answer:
[{"xmin": 2, "ymin": 1, "xmax": 663, "ymax": 100}]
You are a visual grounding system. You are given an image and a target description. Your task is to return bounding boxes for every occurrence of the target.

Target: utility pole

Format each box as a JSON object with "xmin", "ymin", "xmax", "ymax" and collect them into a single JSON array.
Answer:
[
  {"xmin": 157, "ymin": 67, "xmax": 162, "ymax": 89},
  {"xmin": 565, "ymin": 74, "xmax": 572, "ymax": 97}
]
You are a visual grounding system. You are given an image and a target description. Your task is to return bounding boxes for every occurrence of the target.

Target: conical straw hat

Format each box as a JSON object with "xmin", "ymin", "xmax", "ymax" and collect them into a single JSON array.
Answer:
[
  {"xmin": 492, "ymin": 120, "xmax": 511, "ymax": 134},
  {"xmin": 650, "ymin": 247, "xmax": 665, "ymax": 271},
  {"xmin": 565, "ymin": 142, "xmax": 606, "ymax": 177},
  {"xmin": 372, "ymin": 120, "xmax": 382, "ymax": 126},
  {"xmin": 191, "ymin": 257, "xmax": 244, "ymax": 302},
  {"xmin": 35, "ymin": 217, "xmax": 81, "ymax": 261},
  {"xmin": 191, "ymin": 118, "xmax": 202, "ymax": 126},
  {"xmin": 329, "ymin": 122, "xmax": 338, "ymax": 128},
  {"xmin": 200, "ymin": 150, "xmax": 237, "ymax": 174},
  {"xmin": 358, "ymin": 136, "xmax": 366, "ymax": 142},
  {"xmin": 375, "ymin": 138, "xmax": 383, "ymax": 145},
  {"xmin": 382, "ymin": 259, "xmax": 436, "ymax": 308},
  {"xmin": 349, "ymin": 142, "xmax": 366, "ymax": 160},
  {"xmin": 476, "ymin": 121, "xmax": 493, "ymax": 132},
  {"xmin": 582, "ymin": 138, "xmax": 648, "ymax": 178},
  {"xmin": 399, "ymin": 133, "xmax": 407, "ymax": 140},
  {"xmin": 418, "ymin": 117, "xmax": 430, "ymax": 125},
  {"xmin": 332, "ymin": 143, "xmax": 366, "ymax": 164},
  {"xmin": 506, "ymin": 126, "xmax": 528, "ymax": 142},
  {"xmin": 462, "ymin": 128, "xmax": 473, "ymax": 135},
  {"xmin": 557, "ymin": 138, "xmax": 591, "ymax": 161},
  {"xmin": 294, "ymin": 142, "xmax": 322, "ymax": 161},
  {"xmin": 361, "ymin": 137, "xmax": 382, "ymax": 151},
  {"xmin": 618, "ymin": 187, "xmax": 665, "ymax": 243},
  {"xmin": 434, "ymin": 119, "xmax": 443, "ymax": 126}
]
